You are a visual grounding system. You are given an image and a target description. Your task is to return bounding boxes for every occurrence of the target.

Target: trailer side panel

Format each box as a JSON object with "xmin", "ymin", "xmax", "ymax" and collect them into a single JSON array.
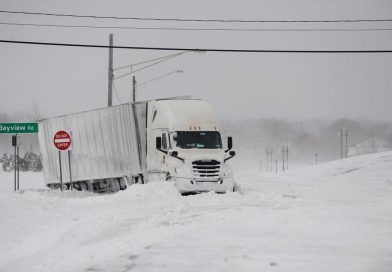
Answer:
[{"xmin": 38, "ymin": 103, "xmax": 145, "ymax": 185}]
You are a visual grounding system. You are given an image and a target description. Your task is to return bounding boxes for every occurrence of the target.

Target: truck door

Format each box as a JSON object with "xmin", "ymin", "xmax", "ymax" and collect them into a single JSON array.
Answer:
[
  {"xmin": 160, "ymin": 132, "xmax": 168, "ymax": 170},
  {"xmin": 147, "ymin": 129, "xmax": 168, "ymax": 174}
]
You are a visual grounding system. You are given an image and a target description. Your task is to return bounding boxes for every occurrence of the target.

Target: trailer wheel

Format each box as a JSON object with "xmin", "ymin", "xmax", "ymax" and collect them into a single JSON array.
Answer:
[
  {"xmin": 80, "ymin": 182, "xmax": 88, "ymax": 191},
  {"xmin": 73, "ymin": 182, "xmax": 81, "ymax": 191},
  {"xmin": 119, "ymin": 177, "xmax": 127, "ymax": 190},
  {"xmin": 110, "ymin": 178, "xmax": 121, "ymax": 192},
  {"xmin": 139, "ymin": 174, "xmax": 144, "ymax": 184},
  {"xmin": 133, "ymin": 175, "xmax": 139, "ymax": 184}
]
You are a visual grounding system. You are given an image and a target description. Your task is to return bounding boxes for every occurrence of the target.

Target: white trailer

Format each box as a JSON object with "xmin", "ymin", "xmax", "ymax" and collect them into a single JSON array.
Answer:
[{"xmin": 38, "ymin": 98, "xmax": 236, "ymax": 194}]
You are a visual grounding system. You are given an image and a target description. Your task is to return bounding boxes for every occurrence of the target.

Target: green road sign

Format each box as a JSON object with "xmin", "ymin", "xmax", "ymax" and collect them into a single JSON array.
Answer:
[{"xmin": 0, "ymin": 123, "xmax": 38, "ymax": 134}]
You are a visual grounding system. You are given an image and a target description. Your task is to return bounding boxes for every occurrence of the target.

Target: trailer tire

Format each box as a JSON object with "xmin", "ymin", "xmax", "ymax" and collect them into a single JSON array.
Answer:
[
  {"xmin": 80, "ymin": 182, "xmax": 88, "ymax": 191},
  {"xmin": 139, "ymin": 174, "xmax": 144, "ymax": 184},
  {"xmin": 110, "ymin": 178, "xmax": 121, "ymax": 192},
  {"xmin": 119, "ymin": 177, "xmax": 127, "ymax": 190},
  {"xmin": 73, "ymin": 182, "xmax": 81, "ymax": 191}
]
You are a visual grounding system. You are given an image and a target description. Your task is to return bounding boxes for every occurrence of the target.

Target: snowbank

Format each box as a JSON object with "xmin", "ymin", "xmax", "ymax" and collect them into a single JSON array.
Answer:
[{"xmin": 0, "ymin": 152, "xmax": 391, "ymax": 271}]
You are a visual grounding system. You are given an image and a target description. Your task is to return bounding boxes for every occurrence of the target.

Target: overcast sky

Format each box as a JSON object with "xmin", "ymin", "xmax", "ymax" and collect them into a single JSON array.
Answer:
[{"xmin": 1, "ymin": 0, "xmax": 392, "ymax": 122}]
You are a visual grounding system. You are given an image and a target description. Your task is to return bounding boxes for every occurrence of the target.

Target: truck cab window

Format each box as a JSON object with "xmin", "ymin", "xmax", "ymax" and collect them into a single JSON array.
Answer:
[
  {"xmin": 162, "ymin": 133, "xmax": 168, "ymax": 150},
  {"xmin": 171, "ymin": 131, "xmax": 222, "ymax": 149}
]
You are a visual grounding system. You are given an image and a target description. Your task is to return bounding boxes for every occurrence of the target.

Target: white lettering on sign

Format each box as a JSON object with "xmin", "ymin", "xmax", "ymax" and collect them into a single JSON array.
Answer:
[
  {"xmin": 0, "ymin": 125, "xmax": 26, "ymax": 132},
  {"xmin": 54, "ymin": 138, "xmax": 71, "ymax": 143}
]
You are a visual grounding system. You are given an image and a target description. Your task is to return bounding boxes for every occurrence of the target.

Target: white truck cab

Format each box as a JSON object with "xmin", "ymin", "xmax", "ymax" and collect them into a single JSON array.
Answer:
[{"xmin": 147, "ymin": 99, "xmax": 235, "ymax": 194}]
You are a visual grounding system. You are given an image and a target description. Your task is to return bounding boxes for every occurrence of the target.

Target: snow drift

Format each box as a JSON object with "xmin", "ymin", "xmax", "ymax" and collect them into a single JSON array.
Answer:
[{"xmin": 0, "ymin": 151, "xmax": 391, "ymax": 271}]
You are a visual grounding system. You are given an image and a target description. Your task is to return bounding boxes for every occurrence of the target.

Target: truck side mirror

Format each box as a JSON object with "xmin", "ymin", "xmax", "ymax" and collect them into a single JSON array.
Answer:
[
  {"xmin": 156, "ymin": 137, "xmax": 162, "ymax": 149},
  {"xmin": 227, "ymin": 137, "xmax": 233, "ymax": 150},
  {"xmin": 224, "ymin": 149, "xmax": 236, "ymax": 162},
  {"xmin": 170, "ymin": 151, "xmax": 178, "ymax": 157},
  {"xmin": 169, "ymin": 150, "xmax": 184, "ymax": 162}
]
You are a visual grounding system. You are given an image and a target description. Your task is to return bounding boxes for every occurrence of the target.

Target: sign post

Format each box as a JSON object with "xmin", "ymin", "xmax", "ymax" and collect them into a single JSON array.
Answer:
[
  {"xmin": 68, "ymin": 150, "xmax": 73, "ymax": 190},
  {"xmin": 12, "ymin": 135, "xmax": 17, "ymax": 191},
  {"xmin": 1, "ymin": 123, "xmax": 38, "ymax": 192},
  {"xmin": 17, "ymin": 143, "xmax": 20, "ymax": 190},
  {"xmin": 53, "ymin": 130, "xmax": 72, "ymax": 191}
]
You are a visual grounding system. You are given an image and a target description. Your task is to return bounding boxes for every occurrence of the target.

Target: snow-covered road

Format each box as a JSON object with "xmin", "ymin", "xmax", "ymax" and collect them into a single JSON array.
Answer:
[{"xmin": 0, "ymin": 152, "xmax": 391, "ymax": 272}]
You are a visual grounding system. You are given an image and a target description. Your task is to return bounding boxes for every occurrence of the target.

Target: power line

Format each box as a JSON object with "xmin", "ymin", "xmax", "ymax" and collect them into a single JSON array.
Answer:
[
  {"xmin": 1, "ymin": 39, "xmax": 392, "ymax": 53},
  {"xmin": 138, "ymin": 70, "xmax": 183, "ymax": 88},
  {"xmin": 114, "ymin": 54, "xmax": 187, "ymax": 80},
  {"xmin": 114, "ymin": 51, "xmax": 186, "ymax": 71},
  {"xmin": 1, "ymin": 22, "xmax": 392, "ymax": 32},
  {"xmin": 1, "ymin": 9, "xmax": 392, "ymax": 23},
  {"xmin": 112, "ymin": 81, "xmax": 122, "ymax": 104}
]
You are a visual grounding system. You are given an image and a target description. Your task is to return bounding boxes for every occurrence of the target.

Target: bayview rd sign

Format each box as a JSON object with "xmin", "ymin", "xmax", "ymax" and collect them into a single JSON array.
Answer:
[{"xmin": 0, "ymin": 123, "xmax": 38, "ymax": 134}]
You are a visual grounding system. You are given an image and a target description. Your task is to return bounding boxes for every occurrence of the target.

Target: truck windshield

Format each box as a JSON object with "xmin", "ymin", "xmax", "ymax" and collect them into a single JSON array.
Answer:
[{"xmin": 171, "ymin": 131, "xmax": 222, "ymax": 149}]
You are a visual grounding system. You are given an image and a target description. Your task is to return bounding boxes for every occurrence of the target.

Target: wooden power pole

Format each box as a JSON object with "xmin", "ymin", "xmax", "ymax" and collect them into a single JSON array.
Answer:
[{"xmin": 108, "ymin": 33, "xmax": 113, "ymax": 106}]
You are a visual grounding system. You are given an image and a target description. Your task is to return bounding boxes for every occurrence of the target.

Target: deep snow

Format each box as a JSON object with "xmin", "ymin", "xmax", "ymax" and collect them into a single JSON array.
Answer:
[{"xmin": 0, "ymin": 152, "xmax": 391, "ymax": 272}]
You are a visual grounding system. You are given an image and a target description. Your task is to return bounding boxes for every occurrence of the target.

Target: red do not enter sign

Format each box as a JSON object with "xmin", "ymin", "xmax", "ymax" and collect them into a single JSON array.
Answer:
[{"xmin": 53, "ymin": 130, "xmax": 72, "ymax": 151}]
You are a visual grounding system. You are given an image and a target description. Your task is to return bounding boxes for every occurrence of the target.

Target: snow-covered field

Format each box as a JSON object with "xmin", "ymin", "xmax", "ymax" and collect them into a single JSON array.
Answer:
[{"xmin": 0, "ymin": 152, "xmax": 391, "ymax": 272}]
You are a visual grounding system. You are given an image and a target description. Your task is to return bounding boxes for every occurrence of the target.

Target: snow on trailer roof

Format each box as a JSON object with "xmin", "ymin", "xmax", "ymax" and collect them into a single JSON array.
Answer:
[{"xmin": 38, "ymin": 96, "xmax": 193, "ymax": 122}]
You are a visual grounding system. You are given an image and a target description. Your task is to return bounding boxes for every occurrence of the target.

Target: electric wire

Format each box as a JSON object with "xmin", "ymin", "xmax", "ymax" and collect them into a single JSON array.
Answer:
[
  {"xmin": 1, "ymin": 39, "xmax": 391, "ymax": 53},
  {"xmin": 1, "ymin": 22, "xmax": 392, "ymax": 32},
  {"xmin": 138, "ymin": 70, "xmax": 182, "ymax": 87},
  {"xmin": 1, "ymin": 9, "xmax": 392, "ymax": 23},
  {"xmin": 112, "ymin": 81, "xmax": 122, "ymax": 104},
  {"xmin": 114, "ymin": 53, "xmax": 185, "ymax": 80},
  {"xmin": 114, "ymin": 51, "xmax": 186, "ymax": 71}
]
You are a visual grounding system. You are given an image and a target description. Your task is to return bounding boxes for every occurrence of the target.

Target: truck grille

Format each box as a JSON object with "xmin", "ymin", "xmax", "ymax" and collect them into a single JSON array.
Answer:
[{"xmin": 192, "ymin": 160, "xmax": 220, "ymax": 181}]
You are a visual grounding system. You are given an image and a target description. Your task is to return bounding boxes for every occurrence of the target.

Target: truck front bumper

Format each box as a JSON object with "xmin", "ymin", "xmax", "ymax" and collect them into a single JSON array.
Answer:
[{"xmin": 171, "ymin": 176, "xmax": 234, "ymax": 194}]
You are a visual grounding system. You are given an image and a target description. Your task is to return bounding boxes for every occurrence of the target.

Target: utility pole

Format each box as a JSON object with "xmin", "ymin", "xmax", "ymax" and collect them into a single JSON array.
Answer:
[
  {"xmin": 340, "ymin": 129, "xmax": 348, "ymax": 159},
  {"xmin": 266, "ymin": 149, "xmax": 273, "ymax": 172},
  {"xmin": 107, "ymin": 33, "xmax": 114, "ymax": 107},
  {"xmin": 340, "ymin": 129, "xmax": 343, "ymax": 159},
  {"xmin": 282, "ymin": 145, "xmax": 289, "ymax": 172},
  {"xmin": 315, "ymin": 153, "xmax": 318, "ymax": 165},
  {"xmin": 346, "ymin": 129, "xmax": 348, "ymax": 158},
  {"xmin": 132, "ymin": 76, "xmax": 136, "ymax": 102},
  {"xmin": 286, "ymin": 145, "xmax": 288, "ymax": 170},
  {"xmin": 266, "ymin": 150, "xmax": 269, "ymax": 172}
]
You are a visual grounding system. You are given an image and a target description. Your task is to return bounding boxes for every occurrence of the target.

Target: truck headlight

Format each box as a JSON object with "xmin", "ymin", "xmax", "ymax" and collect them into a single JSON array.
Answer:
[{"xmin": 175, "ymin": 165, "xmax": 192, "ymax": 177}]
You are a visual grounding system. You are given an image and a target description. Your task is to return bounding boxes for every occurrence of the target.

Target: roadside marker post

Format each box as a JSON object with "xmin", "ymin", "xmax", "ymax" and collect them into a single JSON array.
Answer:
[
  {"xmin": 53, "ymin": 130, "xmax": 72, "ymax": 191},
  {"xmin": 12, "ymin": 135, "xmax": 17, "ymax": 191},
  {"xmin": 68, "ymin": 150, "xmax": 72, "ymax": 190}
]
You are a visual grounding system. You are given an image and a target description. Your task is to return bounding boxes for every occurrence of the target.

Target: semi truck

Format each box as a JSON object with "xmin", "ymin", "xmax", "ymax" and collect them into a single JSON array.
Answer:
[{"xmin": 38, "ymin": 98, "xmax": 236, "ymax": 194}]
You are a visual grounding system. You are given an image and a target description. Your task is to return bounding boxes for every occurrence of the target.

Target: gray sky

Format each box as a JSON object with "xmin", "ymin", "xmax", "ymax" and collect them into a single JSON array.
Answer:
[{"xmin": 1, "ymin": 0, "xmax": 392, "ymax": 121}]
